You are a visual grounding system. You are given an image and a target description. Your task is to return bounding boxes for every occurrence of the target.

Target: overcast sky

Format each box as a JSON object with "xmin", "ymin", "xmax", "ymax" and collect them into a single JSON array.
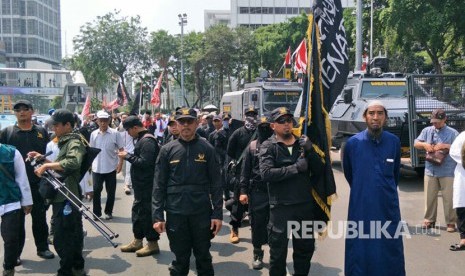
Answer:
[{"xmin": 60, "ymin": 0, "xmax": 230, "ymax": 57}]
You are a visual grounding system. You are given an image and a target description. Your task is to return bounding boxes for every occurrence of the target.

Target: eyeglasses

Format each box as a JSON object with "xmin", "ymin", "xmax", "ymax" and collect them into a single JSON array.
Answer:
[
  {"xmin": 275, "ymin": 116, "xmax": 293, "ymax": 124},
  {"xmin": 14, "ymin": 107, "xmax": 31, "ymax": 112}
]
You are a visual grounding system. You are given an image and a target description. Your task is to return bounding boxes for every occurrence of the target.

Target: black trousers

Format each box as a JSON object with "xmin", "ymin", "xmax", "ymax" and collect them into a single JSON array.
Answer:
[
  {"xmin": 52, "ymin": 202, "xmax": 84, "ymax": 276},
  {"xmin": 92, "ymin": 171, "xmax": 117, "ymax": 217},
  {"xmin": 18, "ymin": 186, "xmax": 50, "ymax": 256},
  {"xmin": 166, "ymin": 212, "xmax": 213, "ymax": 276},
  {"xmin": 457, "ymin": 207, "xmax": 465, "ymax": 240},
  {"xmin": 268, "ymin": 202, "xmax": 316, "ymax": 276},
  {"xmin": 249, "ymin": 190, "xmax": 269, "ymax": 248},
  {"xmin": 132, "ymin": 197, "xmax": 160, "ymax": 241},
  {"xmin": 1, "ymin": 209, "xmax": 21, "ymax": 270},
  {"xmin": 229, "ymin": 172, "xmax": 246, "ymax": 229}
]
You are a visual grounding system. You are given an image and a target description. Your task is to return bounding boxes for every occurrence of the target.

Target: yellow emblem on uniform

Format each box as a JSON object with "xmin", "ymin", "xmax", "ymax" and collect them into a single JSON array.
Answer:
[
  {"xmin": 195, "ymin": 153, "xmax": 206, "ymax": 162},
  {"xmin": 260, "ymin": 117, "xmax": 267, "ymax": 123},
  {"xmin": 182, "ymin": 108, "xmax": 190, "ymax": 115},
  {"xmin": 37, "ymin": 132, "xmax": 43, "ymax": 139},
  {"xmin": 279, "ymin": 107, "xmax": 287, "ymax": 115}
]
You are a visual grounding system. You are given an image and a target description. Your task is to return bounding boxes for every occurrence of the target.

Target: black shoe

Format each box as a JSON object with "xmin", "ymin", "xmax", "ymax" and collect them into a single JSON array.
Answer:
[
  {"xmin": 37, "ymin": 250, "xmax": 55, "ymax": 259},
  {"xmin": 15, "ymin": 258, "xmax": 21, "ymax": 266}
]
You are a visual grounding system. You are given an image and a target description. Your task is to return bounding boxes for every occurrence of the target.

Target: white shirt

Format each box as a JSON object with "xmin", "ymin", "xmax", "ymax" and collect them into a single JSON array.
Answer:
[
  {"xmin": 90, "ymin": 127, "xmax": 124, "ymax": 174},
  {"xmin": 0, "ymin": 150, "xmax": 33, "ymax": 216},
  {"xmin": 450, "ymin": 131, "xmax": 465, "ymax": 208},
  {"xmin": 154, "ymin": 118, "xmax": 167, "ymax": 138},
  {"xmin": 46, "ymin": 139, "xmax": 59, "ymax": 162},
  {"xmin": 119, "ymin": 128, "xmax": 134, "ymax": 153}
]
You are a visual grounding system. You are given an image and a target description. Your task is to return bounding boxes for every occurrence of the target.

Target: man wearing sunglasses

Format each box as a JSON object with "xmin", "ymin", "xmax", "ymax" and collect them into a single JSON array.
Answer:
[
  {"xmin": 259, "ymin": 107, "xmax": 324, "ymax": 276},
  {"xmin": 0, "ymin": 100, "xmax": 54, "ymax": 264}
]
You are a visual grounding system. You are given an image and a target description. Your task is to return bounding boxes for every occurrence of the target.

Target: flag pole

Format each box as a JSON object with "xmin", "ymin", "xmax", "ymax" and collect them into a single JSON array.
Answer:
[{"xmin": 303, "ymin": 13, "xmax": 317, "ymax": 136}]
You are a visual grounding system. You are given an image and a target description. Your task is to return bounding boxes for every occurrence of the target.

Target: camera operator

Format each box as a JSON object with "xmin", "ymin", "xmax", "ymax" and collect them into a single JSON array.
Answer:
[{"xmin": 29, "ymin": 109, "xmax": 87, "ymax": 276}]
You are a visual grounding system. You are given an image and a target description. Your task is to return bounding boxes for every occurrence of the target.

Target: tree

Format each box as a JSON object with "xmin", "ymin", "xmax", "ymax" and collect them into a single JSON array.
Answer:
[
  {"xmin": 383, "ymin": 0, "xmax": 465, "ymax": 74},
  {"xmin": 73, "ymin": 11, "xmax": 148, "ymax": 101},
  {"xmin": 148, "ymin": 30, "xmax": 177, "ymax": 110}
]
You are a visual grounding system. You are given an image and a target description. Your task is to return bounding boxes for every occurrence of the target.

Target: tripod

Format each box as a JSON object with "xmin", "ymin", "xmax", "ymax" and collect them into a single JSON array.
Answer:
[{"xmin": 30, "ymin": 156, "xmax": 119, "ymax": 248}]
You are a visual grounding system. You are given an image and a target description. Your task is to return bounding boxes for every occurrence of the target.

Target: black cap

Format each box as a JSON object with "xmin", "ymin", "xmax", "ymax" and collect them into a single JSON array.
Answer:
[
  {"xmin": 258, "ymin": 115, "xmax": 271, "ymax": 125},
  {"xmin": 175, "ymin": 108, "xmax": 197, "ymax": 120},
  {"xmin": 13, "ymin": 99, "xmax": 33, "ymax": 110},
  {"xmin": 122, "ymin": 115, "xmax": 143, "ymax": 130},
  {"xmin": 244, "ymin": 106, "xmax": 258, "ymax": 116},
  {"xmin": 49, "ymin": 109, "xmax": 74, "ymax": 125},
  {"xmin": 271, "ymin": 107, "xmax": 293, "ymax": 122}
]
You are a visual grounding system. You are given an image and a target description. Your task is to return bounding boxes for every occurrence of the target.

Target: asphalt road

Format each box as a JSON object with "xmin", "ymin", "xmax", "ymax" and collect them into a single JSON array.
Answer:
[{"xmin": 3, "ymin": 151, "xmax": 465, "ymax": 275}]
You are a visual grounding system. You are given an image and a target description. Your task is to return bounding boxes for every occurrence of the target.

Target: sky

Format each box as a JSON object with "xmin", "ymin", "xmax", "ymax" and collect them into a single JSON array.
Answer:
[{"xmin": 60, "ymin": 0, "xmax": 230, "ymax": 57}]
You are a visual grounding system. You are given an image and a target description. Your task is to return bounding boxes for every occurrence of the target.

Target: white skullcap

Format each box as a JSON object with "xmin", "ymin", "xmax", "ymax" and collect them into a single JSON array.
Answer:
[{"xmin": 365, "ymin": 100, "xmax": 385, "ymax": 111}]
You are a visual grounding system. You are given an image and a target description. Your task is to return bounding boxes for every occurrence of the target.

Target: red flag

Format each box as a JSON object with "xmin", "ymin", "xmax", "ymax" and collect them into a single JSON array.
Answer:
[
  {"xmin": 293, "ymin": 39, "xmax": 307, "ymax": 74},
  {"xmin": 105, "ymin": 98, "xmax": 120, "ymax": 111},
  {"xmin": 284, "ymin": 46, "xmax": 291, "ymax": 66},
  {"xmin": 151, "ymin": 73, "xmax": 163, "ymax": 107},
  {"xmin": 81, "ymin": 94, "xmax": 91, "ymax": 119}
]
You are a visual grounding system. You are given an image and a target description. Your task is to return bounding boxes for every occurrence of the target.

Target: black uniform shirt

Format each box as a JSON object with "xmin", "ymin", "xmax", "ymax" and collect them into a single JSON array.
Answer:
[
  {"xmin": 0, "ymin": 124, "xmax": 49, "ymax": 184},
  {"xmin": 152, "ymin": 134, "xmax": 223, "ymax": 222}
]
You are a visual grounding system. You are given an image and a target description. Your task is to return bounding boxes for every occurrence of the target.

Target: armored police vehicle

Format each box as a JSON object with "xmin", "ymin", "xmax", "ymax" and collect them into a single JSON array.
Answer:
[
  {"xmin": 220, "ymin": 78, "xmax": 302, "ymax": 120},
  {"xmin": 329, "ymin": 72, "xmax": 465, "ymax": 174}
]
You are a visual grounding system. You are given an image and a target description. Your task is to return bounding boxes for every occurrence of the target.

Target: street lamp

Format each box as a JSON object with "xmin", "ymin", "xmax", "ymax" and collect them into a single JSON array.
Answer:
[{"xmin": 178, "ymin": 13, "xmax": 187, "ymax": 107}]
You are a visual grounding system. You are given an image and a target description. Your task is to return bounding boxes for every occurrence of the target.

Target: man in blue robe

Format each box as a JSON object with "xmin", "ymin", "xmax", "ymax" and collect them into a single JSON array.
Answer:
[{"xmin": 343, "ymin": 100, "xmax": 406, "ymax": 276}]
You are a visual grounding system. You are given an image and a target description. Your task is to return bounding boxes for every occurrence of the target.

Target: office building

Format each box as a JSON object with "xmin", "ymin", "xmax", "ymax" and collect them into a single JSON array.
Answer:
[{"xmin": 0, "ymin": 0, "xmax": 62, "ymax": 69}]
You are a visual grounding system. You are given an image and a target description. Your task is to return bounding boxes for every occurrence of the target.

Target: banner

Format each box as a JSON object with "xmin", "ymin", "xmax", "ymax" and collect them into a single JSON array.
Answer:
[
  {"xmin": 81, "ymin": 94, "xmax": 91, "ymax": 119},
  {"xmin": 313, "ymin": 0, "xmax": 350, "ymax": 110},
  {"xmin": 151, "ymin": 73, "xmax": 163, "ymax": 107}
]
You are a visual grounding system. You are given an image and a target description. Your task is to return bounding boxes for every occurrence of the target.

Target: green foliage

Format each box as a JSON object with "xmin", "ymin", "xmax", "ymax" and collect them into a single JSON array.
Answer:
[{"xmin": 50, "ymin": 96, "xmax": 63, "ymax": 109}]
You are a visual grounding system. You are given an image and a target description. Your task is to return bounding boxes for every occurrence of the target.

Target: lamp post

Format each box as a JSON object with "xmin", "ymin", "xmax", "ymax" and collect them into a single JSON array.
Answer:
[{"xmin": 178, "ymin": 13, "xmax": 187, "ymax": 107}]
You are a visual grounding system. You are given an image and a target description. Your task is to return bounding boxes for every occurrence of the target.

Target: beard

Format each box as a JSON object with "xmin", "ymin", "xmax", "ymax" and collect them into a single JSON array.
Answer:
[
  {"xmin": 282, "ymin": 132, "xmax": 293, "ymax": 139},
  {"xmin": 367, "ymin": 127, "xmax": 383, "ymax": 139}
]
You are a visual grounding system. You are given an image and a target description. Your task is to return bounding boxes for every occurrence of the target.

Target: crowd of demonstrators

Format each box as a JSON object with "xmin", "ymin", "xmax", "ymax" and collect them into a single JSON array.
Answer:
[
  {"xmin": 7, "ymin": 100, "xmax": 465, "ymax": 276},
  {"xmin": 414, "ymin": 108, "xmax": 459, "ymax": 232},
  {"xmin": 343, "ymin": 101, "xmax": 405, "ymax": 275},
  {"xmin": 0, "ymin": 100, "xmax": 55, "ymax": 266}
]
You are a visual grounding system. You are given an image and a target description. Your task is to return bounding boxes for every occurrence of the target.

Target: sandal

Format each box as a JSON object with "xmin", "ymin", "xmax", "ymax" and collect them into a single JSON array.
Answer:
[
  {"xmin": 421, "ymin": 221, "xmax": 435, "ymax": 229},
  {"xmin": 449, "ymin": 244, "xmax": 465, "ymax": 251}
]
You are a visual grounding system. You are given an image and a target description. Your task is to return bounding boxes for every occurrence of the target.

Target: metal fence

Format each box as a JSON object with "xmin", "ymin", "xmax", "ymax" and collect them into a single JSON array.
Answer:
[{"xmin": 407, "ymin": 74, "xmax": 465, "ymax": 168}]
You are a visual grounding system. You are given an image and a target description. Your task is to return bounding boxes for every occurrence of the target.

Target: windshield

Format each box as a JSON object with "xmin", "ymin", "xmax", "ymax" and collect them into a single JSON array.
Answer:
[
  {"xmin": 0, "ymin": 114, "xmax": 16, "ymax": 130},
  {"xmin": 262, "ymin": 90, "xmax": 301, "ymax": 113},
  {"xmin": 360, "ymin": 81, "xmax": 407, "ymax": 98}
]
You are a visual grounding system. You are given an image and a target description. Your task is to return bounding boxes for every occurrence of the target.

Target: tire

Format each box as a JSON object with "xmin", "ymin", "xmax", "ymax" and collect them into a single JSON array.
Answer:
[{"xmin": 415, "ymin": 167, "xmax": 425, "ymax": 178}]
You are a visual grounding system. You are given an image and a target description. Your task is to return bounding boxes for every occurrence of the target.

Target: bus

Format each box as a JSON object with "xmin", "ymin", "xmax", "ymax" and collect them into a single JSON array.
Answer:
[{"xmin": 0, "ymin": 68, "xmax": 89, "ymax": 114}]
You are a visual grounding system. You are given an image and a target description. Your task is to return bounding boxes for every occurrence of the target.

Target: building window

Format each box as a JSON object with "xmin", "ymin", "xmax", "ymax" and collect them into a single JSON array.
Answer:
[
  {"xmin": 13, "ymin": 19, "xmax": 21, "ymax": 34},
  {"xmin": 27, "ymin": 19, "xmax": 38, "ymax": 35},
  {"xmin": 275, "ymin": 7, "xmax": 286, "ymax": 14},
  {"xmin": 12, "ymin": 0, "xmax": 20, "ymax": 15},
  {"xmin": 239, "ymin": 7, "xmax": 249, "ymax": 14},
  {"xmin": 2, "ymin": 0, "xmax": 11, "ymax": 15},
  {"xmin": 28, "ymin": 37, "xmax": 38, "ymax": 54},
  {"xmin": 27, "ymin": 1, "xmax": 37, "ymax": 16},
  {"xmin": 2, "ymin": 19, "xmax": 11, "ymax": 34},
  {"xmin": 3, "ymin": 38, "xmax": 12, "ymax": 53}
]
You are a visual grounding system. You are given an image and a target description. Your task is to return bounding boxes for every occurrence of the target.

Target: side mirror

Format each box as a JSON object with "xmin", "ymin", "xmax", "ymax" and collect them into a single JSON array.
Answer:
[
  {"xmin": 343, "ymin": 88, "xmax": 353, "ymax": 104},
  {"xmin": 251, "ymin": 94, "xmax": 258, "ymax": 102}
]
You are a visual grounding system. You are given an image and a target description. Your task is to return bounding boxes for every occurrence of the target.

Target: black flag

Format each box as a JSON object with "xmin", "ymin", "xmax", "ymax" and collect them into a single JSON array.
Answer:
[
  {"xmin": 130, "ymin": 90, "xmax": 143, "ymax": 116},
  {"xmin": 313, "ymin": 0, "xmax": 350, "ymax": 110}
]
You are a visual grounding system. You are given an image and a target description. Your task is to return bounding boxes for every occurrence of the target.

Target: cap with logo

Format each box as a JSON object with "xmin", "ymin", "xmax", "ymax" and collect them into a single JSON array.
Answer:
[
  {"xmin": 258, "ymin": 115, "xmax": 271, "ymax": 125},
  {"xmin": 244, "ymin": 106, "xmax": 258, "ymax": 116},
  {"xmin": 175, "ymin": 108, "xmax": 197, "ymax": 120},
  {"xmin": 13, "ymin": 99, "xmax": 33, "ymax": 110},
  {"xmin": 222, "ymin": 113, "xmax": 231, "ymax": 120},
  {"xmin": 96, "ymin": 110, "xmax": 110, "ymax": 119},
  {"xmin": 49, "ymin": 109, "xmax": 74, "ymax": 125},
  {"xmin": 431, "ymin": 108, "xmax": 446, "ymax": 123},
  {"xmin": 167, "ymin": 114, "xmax": 177, "ymax": 125}
]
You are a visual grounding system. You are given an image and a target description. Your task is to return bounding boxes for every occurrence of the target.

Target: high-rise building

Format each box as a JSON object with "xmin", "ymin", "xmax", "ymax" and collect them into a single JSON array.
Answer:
[
  {"xmin": 206, "ymin": 0, "xmax": 355, "ymax": 30},
  {"xmin": 0, "ymin": 0, "xmax": 62, "ymax": 69}
]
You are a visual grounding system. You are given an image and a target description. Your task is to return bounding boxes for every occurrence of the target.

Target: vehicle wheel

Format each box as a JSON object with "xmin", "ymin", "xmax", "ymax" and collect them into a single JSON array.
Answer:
[
  {"xmin": 339, "ymin": 141, "xmax": 346, "ymax": 172},
  {"xmin": 415, "ymin": 167, "xmax": 425, "ymax": 178}
]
